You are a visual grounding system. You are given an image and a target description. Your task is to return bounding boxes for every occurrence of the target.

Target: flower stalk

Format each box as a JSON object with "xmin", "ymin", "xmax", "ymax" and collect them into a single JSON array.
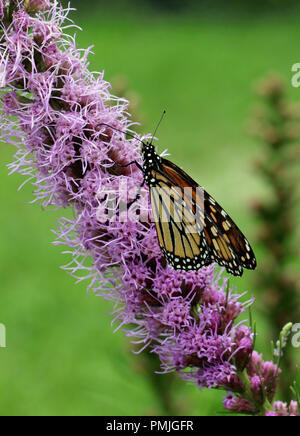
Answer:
[{"xmin": 114, "ymin": 76, "xmax": 181, "ymax": 416}]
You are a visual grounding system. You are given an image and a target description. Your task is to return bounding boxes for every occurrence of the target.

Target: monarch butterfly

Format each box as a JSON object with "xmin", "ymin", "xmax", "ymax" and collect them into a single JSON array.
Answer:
[{"xmin": 99, "ymin": 115, "xmax": 257, "ymax": 277}]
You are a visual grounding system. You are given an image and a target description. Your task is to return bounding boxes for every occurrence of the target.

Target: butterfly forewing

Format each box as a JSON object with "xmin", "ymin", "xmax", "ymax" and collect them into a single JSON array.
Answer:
[{"xmin": 150, "ymin": 177, "xmax": 213, "ymax": 271}]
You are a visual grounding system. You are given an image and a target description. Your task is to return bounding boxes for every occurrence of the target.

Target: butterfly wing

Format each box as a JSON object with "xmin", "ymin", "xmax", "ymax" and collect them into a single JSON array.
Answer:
[
  {"xmin": 203, "ymin": 192, "xmax": 257, "ymax": 272},
  {"xmin": 149, "ymin": 158, "xmax": 256, "ymax": 276}
]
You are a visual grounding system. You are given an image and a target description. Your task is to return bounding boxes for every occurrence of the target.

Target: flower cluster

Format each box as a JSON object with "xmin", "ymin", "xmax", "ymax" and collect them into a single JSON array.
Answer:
[
  {"xmin": 0, "ymin": 0, "xmax": 298, "ymax": 416},
  {"xmin": 266, "ymin": 401, "xmax": 300, "ymax": 417}
]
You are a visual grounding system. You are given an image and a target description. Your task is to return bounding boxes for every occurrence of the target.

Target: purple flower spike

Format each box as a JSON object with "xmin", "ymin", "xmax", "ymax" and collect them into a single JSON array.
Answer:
[{"xmin": 0, "ymin": 0, "xmax": 297, "ymax": 417}]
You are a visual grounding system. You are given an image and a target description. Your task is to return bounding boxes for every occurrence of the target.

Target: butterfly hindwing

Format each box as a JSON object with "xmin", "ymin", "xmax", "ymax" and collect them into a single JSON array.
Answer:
[{"xmin": 204, "ymin": 192, "xmax": 257, "ymax": 272}]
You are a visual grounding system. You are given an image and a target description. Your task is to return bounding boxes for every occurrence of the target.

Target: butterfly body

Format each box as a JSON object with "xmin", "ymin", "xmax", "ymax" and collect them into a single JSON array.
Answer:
[
  {"xmin": 141, "ymin": 142, "xmax": 257, "ymax": 277},
  {"xmin": 141, "ymin": 142, "xmax": 162, "ymax": 187}
]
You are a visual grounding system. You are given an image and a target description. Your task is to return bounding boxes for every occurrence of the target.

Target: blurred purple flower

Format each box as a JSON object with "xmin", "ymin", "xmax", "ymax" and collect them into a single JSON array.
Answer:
[
  {"xmin": 0, "ymin": 0, "xmax": 294, "ymax": 416},
  {"xmin": 266, "ymin": 401, "xmax": 299, "ymax": 416}
]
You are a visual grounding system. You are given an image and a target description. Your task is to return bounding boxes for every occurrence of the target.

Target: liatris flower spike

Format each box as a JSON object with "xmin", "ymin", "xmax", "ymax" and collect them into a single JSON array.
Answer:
[
  {"xmin": 0, "ymin": 0, "xmax": 298, "ymax": 416},
  {"xmin": 250, "ymin": 74, "xmax": 300, "ymax": 399}
]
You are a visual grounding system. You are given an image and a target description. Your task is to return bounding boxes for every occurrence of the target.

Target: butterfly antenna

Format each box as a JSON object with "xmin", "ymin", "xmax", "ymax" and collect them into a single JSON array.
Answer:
[
  {"xmin": 150, "ymin": 110, "xmax": 166, "ymax": 146},
  {"xmin": 98, "ymin": 123, "xmax": 145, "ymax": 145}
]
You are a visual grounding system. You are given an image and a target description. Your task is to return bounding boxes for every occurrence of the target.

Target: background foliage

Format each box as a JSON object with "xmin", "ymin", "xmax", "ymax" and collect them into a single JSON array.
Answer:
[
  {"xmin": 0, "ymin": 0, "xmax": 299, "ymax": 415},
  {"xmin": 70, "ymin": 0, "xmax": 300, "ymax": 14}
]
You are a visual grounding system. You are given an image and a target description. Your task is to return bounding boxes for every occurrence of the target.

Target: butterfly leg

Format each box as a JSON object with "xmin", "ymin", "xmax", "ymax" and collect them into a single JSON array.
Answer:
[
  {"xmin": 127, "ymin": 179, "xmax": 146, "ymax": 209},
  {"xmin": 113, "ymin": 161, "xmax": 145, "ymax": 208},
  {"xmin": 114, "ymin": 161, "xmax": 143, "ymax": 171}
]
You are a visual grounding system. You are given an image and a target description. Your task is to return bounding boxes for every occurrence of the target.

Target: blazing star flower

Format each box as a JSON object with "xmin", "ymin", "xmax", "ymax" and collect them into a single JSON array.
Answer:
[{"xmin": 0, "ymin": 0, "xmax": 296, "ymax": 416}]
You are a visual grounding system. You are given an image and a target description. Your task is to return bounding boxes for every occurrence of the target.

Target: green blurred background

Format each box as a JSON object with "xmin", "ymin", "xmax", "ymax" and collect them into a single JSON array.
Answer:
[{"xmin": 0, "ymin": 0, "xmax": 300, "ymax": 416}]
